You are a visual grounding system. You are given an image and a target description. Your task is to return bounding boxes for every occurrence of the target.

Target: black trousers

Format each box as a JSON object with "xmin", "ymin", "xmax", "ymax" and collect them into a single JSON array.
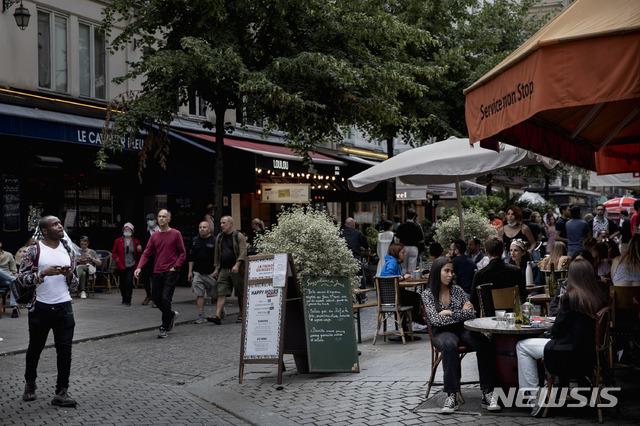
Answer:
[
  {"xmin": 118, "ymin": 266, "xmax": 135, "ymax": 304},
  {"xmin": 25, "ymin": 301, "xmax": 75, "ymax": 391},
  {"xmin": 152, "ymin": 271, "xmax": 179, "ymax": 329},
  {"xmin": 432, "ymin": 324, "xmax": 498, "ymax": 393}
]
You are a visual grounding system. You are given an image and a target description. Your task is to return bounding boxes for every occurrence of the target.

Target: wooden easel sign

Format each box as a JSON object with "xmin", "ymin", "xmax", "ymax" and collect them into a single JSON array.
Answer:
[{"xmin": 238, "ymin": 253, "xmax": 294, "ymax": 384}]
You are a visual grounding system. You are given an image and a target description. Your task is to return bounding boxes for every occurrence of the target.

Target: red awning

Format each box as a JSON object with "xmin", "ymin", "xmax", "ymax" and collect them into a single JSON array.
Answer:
[{"xmin": 187, "ymin": 132, "xmax": 345, "ymax": 166}]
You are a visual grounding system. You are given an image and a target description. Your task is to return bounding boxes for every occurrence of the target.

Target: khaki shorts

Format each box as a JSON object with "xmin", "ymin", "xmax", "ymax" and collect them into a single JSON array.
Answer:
[
  {"xmin": 191, "ymin": 272, "xmax": 217, "ymax": 298},
  {"xmin": 217, "ymin": 268, "xmax": 244, "ymax": 299}
]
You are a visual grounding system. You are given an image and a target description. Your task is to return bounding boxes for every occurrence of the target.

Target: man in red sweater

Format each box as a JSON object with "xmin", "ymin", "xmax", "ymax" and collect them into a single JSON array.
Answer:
[{"xmin": 135, "ymin": 209, "xmax": 186, "ymax": 338}]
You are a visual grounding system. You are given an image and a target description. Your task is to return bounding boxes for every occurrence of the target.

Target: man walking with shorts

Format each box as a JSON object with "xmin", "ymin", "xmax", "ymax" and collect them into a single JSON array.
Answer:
[
  {"xmin": 188, "ymin": 221, "xmax": 217, "ymax": 324},
  {"xmin": 211, "ymin": 216, "xmax": 247, "ymax": 324},
  {"xmin": 135, "ymin": 210, "xmax": 186, "ymax": 338}
]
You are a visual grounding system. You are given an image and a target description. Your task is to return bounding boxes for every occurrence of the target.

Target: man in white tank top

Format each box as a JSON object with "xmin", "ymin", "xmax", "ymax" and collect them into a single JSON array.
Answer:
[{"xmin": 18, "ymin": 215, "xmax": 79, "ymax": 407}]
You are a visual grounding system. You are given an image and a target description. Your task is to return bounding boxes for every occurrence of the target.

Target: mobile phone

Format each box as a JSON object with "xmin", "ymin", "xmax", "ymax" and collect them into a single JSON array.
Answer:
[{"xmin": 60, "ymin": 265, "xmax": 71, "ymax": 271}]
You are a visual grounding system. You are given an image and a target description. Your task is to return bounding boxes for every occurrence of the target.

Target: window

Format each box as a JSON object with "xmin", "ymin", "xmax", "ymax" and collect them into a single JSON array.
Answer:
[
  {"xmin": 187, "ymin": 92, "xmax": 207, "ymax": 117},
  {"xmin": 79, "ymin": 22, "xmax": 106, "ymax": 99},
  {"xmin": 38, "ymin": 10, "xmax": 68, "ymax": 92}
]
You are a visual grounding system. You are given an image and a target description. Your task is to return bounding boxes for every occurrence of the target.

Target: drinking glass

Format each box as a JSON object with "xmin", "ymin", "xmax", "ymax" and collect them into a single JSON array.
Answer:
[{"xmin": 505, "ymin": 313, "xmax": 516, "ymax": 328}]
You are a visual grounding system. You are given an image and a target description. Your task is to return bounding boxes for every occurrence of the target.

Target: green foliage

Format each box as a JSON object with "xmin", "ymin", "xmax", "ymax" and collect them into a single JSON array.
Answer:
[
  {"xmin": 433, "ymin": 208, "xmax": 498, "ymax": 248},
  {"xmin": 256, "ymin": 205, "xmax": 361, "ymax": 292},
  {"xmin": 100, "ymin": 0, "xmax": 435, "ymax": 164},
  {"xmin": 365, "ymin": 226, "xmax": 379, "ymax": 263}
]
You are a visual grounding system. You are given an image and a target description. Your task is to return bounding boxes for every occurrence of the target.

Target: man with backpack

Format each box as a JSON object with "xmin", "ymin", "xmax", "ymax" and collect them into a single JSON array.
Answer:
[{"xmin": 210, "ymin": 216, "xmax": 247, "ymax": 325}]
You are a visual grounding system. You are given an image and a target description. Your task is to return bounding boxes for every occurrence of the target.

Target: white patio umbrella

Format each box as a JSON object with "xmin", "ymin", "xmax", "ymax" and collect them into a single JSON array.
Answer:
[
  {"xmin": 518, "ymin": 191, "xmax": 547, "ymax": 204},
  {"xmin": 348, "ymin": 137, "xmax": 556, "ymax": 239}
]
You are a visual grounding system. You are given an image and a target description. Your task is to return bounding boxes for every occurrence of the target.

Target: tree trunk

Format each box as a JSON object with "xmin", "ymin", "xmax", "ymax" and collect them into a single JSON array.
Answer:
[
  {"xmin": 386, "ymin": 137, "xmax": 395, "ymax": 218},
  {"xmin": 486, "ymin": 173, "xmax": 493, "ymax": 195},
  {"xmin": 213, "ymin": 107, "xmax": 226, "ymax": 235}
]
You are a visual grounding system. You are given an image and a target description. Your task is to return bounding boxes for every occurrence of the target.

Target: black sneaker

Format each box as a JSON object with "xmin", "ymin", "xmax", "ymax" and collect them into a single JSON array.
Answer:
[
  {"xmin": 157, "ymin": 327, "xmax": 168, "ymax": 339},
  {"xmin": 481, "ymin": 390, "xmax": 501, "ymax": 411},
  {"xmin": 22, "ymin": 382, "xmax": 37, "ymax": 402},
  {"xmin": 441, "ymin": 393, "xmax": 458, "ymax": 414},
  {"xmin": 51, "ymin": 388, "xmax": 77, "ymax": 407},
  {"xmin": 167, "ymin": 311, "xmax": 178, "ymax": 331},
  {"xmin": 11, "ymin": 309, "xmax": 19, "ymax": 318}
]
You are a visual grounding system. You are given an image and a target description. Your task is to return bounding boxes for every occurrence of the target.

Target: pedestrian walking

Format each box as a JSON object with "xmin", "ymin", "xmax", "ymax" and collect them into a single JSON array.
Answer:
[
  {"xmin": 112, "ymin": 222, "xmax": 142, "ymax": 306},
  {"xmin": 18, "ymin": 215, "xmax": 79, "ymax": 407},
  {"xmin": 210, "ymin": 216, "xmax": 247, "ymax": 324},
  {"xmin": 134, "ymin": 210, "xmax": 186, "ymax": 338},
  {"xmin": 188, "ymin": 221, "xmax": 217, "ymax": 324}
]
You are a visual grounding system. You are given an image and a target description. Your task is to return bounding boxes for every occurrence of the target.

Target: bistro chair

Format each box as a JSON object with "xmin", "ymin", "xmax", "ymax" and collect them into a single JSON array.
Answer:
[
  {"xmin": 373, "ymin": 276, "xmax": 413, "ymax": 345},
  {"xmin": 476, "ymin": 283, "xmax": 495, "ymax": 317},
  {"xmin": 491, "ymin": 286, "xmax": 516, "ymax": 311},
  {"xmin": 421, "ymin": 304, "xmax": 478, "ymax": 401},
  {"xmin": 90, "ymin": 250, "xmax": 118, "ymax": 294},
  {"xmin": 608, "ymin": 286, "xmax": 640, "ymax": 369},
  {"xmin": 542, "ymin": 307, "xmax": 612, "ymax": 423}
]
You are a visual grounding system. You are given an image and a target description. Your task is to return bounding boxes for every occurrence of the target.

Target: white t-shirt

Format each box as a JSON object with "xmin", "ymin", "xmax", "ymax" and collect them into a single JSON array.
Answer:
[{"xmin": 36, "ymin": 241, "xmax": 72, "ymax": 304}]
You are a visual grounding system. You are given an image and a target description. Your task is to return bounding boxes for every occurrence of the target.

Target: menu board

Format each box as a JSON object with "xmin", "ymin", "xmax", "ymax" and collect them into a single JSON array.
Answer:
[
  {"xmin": 243, "ymin": 284, "xmax": 284, "ymax": 359},
  {"xmin": 240, "ymin": 253, "xmax": 296, "ymax": 385},
  {"xmin": 2, "ymin": 175, "xmax": 20, "ymax": 232},
  {"xmin": 302, "ymin": 276, "xmax": 360, "ymax": 373}
]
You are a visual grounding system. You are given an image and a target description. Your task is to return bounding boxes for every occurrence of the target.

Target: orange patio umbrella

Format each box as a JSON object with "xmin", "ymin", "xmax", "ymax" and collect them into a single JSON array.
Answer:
[{"xmin": 463, "ymin": 0, "xmax": 640, "ymax": 175}]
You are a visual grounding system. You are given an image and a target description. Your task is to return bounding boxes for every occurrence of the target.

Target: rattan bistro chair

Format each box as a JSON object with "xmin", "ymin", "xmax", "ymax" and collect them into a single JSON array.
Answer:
[
  {"xmin": 373, "ymin": 276, "xmax": 414, "ymax": 344},
  {"xmin": 421, "ymin": 304, "xmax": 478, "ymax": 400},
  {"xmin": 476, "ymin": 283, "xmax": 495, "ymax": 317}
]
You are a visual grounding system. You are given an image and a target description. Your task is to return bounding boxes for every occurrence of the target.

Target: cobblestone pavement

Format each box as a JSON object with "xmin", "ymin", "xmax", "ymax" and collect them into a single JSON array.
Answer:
[{"xmin": 1, "ymin": 287, "xmax": 638, "ymax": 425}]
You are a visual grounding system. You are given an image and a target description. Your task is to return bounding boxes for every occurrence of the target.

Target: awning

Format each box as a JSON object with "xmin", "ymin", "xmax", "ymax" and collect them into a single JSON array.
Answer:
[
  {"xmin": 186, "ymin": 132, "xmax": 345, "ymax": 166},
  {"xmin": 0, "ymin": 103, "xmax": 215, "ymax": 154}
]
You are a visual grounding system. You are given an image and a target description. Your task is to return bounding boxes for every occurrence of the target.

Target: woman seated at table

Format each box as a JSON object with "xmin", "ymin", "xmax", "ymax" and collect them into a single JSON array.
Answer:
[
  {"xmin": 591, "ymin": 241, "xmax": 612, "ymax": 283},
  {"xmin": 611, "ymin": 234, "xmax": 640, "ymax": 287},
  {"xmin": 380, "ymin": 243, "xmax": 426, "ymax": 330},
  {"xmin": 516, "ymin": 258, "xmax": 608, "ymax": 416},
  {"xmin": 509, "ymin": 239, "xmax": 542, "ymax": 287},
  {"xmin": 421, "ymin": 257, "xmax": 501, "ymax": 414},
  {"xmin": 538, "ymin": 241, "xmax": 569, "ymax": 271}
]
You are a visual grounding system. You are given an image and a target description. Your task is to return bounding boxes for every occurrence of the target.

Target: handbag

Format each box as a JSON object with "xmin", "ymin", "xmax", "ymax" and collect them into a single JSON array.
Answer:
[{"xmin": 9, "ymin": 242, "xmax": 40, "ymax": 304}]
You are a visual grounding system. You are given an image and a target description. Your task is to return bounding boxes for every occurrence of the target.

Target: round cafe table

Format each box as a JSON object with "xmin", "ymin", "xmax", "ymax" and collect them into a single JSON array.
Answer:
[{"xmin": 464, "ymin": 317, "xmax": 552, "ymax": 388}]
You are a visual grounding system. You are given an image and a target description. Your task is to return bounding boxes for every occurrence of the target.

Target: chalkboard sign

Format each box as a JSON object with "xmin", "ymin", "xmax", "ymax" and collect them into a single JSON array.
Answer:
[
  {"xmin": 2, "ymin": 175, "xmax": 20, "ymax": 232},
  {"xmin": 302, "ymin": 275, "xmax": 360, "ymax": 373}
]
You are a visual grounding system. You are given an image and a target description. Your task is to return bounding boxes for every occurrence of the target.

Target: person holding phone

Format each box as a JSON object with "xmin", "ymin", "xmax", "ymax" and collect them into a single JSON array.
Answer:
[{"xmin": 17, "ymin": 215, "xmax": 79, "ymax": 407}]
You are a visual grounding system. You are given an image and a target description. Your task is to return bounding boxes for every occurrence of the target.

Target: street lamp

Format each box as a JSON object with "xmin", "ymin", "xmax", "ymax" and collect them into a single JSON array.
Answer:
[{"xmin": 3, "ymin": 0, "xmax": 30, "ymax": 30}]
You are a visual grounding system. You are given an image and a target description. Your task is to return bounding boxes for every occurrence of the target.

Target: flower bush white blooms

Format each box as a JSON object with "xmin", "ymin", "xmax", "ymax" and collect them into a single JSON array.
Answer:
[
  {"xmin": 434, "ymin": 208, "xmax": 498, "ymax": 248},
  {"xmin": 256, "ymin": 205, "xmax": 361, "ymax": 292}
]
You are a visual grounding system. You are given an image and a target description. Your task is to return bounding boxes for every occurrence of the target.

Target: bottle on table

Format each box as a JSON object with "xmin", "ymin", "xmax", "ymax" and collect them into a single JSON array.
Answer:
[{"xmin": 513, "ymin": 285, "xmax": 522, "ymax": 324}]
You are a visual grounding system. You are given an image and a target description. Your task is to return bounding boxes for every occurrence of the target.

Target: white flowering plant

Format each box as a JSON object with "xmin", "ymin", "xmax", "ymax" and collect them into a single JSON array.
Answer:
[
  {"xmin": 256, "ymin": 205, "xmax": 361, "ymax": 292},
  {"xmin": 434, "ymin": 208, "xmax": 498, "ymax": 248}
]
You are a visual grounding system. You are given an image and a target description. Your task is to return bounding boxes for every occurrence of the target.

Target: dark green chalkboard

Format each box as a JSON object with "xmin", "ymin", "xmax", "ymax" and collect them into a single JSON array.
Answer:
[{"xmin": 302, "ymin": 275, "xmax": 360, "ymax": 373}]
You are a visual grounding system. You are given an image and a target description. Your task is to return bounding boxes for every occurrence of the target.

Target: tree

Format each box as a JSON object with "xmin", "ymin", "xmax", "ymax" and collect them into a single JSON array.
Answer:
[{"xmin": 100, "ymin": 0, "xmax": 435, "ymax": 230}]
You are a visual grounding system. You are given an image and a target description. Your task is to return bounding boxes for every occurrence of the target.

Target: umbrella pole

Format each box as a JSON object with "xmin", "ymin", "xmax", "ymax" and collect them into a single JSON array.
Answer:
[{"xmin": 456, "ymin": 180, "xmax": 464, "ymax": 240}]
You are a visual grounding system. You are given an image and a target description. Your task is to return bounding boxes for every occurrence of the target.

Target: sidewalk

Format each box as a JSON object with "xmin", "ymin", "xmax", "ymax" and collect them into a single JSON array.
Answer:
[{"xmin": 0, "ymin": 286, "xmax": 233, "ymax": 355}]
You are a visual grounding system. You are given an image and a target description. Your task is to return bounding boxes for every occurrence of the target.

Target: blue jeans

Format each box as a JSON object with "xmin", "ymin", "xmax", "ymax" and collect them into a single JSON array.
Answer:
[
  {"xmin": 25, "ymin": 301, "xmax": 75, "ymax": 390},
  {"xmin": 0, "ymin": 269, "xmax": 18, "ymax": 306},
  {"xmin": 152, "ymin": 271, "xmax": 179, "ymax": 329}
]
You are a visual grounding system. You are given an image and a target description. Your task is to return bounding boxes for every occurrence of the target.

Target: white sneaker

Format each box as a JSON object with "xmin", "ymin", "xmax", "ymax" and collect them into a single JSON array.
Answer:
[
  {"xmin": 412, "ymin": 322, "xmax": 428, "ymax": 331},
  {"xmin": 80, "ymin": 291, "xmax": 87, "ymax": 299}
]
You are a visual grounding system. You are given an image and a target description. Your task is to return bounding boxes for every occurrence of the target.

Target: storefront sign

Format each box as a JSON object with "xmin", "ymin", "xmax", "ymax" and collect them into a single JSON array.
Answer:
[
  {"xmin": 261, "ymin": 183, "xmax": 310, "ymax": 203},
  {"xmin": 0, "ymin": 114, "xmax": 143, "ymax": 151}
]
